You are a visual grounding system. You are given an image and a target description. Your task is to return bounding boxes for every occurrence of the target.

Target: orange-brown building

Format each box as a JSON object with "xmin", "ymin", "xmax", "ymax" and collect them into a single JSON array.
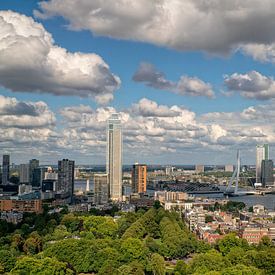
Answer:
[
  {"xmin": 239, "ymin": 226, "xmax": 269, "ymax": 244},
  {"xmin": 132, "ymin": 164, "xmax": 147, "ymax": 193},
  {"xmin": 0, "ymin": 199, "xmax": 42, "ymax": 213}
]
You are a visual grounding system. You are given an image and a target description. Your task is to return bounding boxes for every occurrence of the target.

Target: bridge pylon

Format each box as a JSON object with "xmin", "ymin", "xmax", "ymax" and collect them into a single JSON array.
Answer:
[{"xmin": 225, "ymin": 150, "xmax": 240, "ymax": 195}]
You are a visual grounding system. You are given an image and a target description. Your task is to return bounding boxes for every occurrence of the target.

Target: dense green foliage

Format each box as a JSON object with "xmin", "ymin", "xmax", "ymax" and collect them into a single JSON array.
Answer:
[{"xmin": 0, "ymin": 205, "xmax": 273, "ymax": 274}]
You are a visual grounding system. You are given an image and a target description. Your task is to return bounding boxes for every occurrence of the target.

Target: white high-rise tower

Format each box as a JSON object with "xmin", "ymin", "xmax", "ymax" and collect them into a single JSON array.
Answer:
[
  {"xmin": 106, "ymin": 113, "xmax": 122, "ymax": 201},
  {"xmin": 256, "ymin": 144, "xmax": 269, "ymax": 183}
]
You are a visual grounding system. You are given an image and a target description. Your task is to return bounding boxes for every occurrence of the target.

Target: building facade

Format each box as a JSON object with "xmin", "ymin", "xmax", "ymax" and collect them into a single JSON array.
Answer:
[
  {"xmin": 19, "ymin": 164, "xmax": 29, "ymax": 184},
  {"xmin": 195, "ymin": 165, "xmax": 205, "ymax": 173},
  {"xmin": 94, "ymin": 174, "xmax": 109, "ymax": 205},
  {"xmin": 132, "ymin": 164, "xmax": 147, "ymax": 193},
  {"xmin": 256, "ymin": 144, "xmax": 269, "ymax": 183},
  {"xmin": 106, "ymin": 114, "xmax": 122, "ymax": 201},
  {"xmin": 0, "ymin": 199, "xmax": 42, "ymax": 213},
  {"xmin": 29, "ymin": 159, "xmax": 39, "ymax": 185},
  {"xmin": 57, "ymin": 159, "xmax": 75, "ymax": 201},
  {"xmin": 2, "ymin": 154, "xmax": 10, "ymax": 185},
  {"xmin": 261, "ymin": 159, "xmax": 274, "ymax": 187},
  {"xmin": 225, "ymin": 164, "xmax": 234, "ymax": 173}
]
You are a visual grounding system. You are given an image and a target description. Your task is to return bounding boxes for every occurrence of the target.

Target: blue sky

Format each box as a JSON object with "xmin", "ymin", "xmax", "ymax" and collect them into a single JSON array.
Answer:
[{"xmin": 1, "ymin": 1, "xmax": 275, "ymax": 164}]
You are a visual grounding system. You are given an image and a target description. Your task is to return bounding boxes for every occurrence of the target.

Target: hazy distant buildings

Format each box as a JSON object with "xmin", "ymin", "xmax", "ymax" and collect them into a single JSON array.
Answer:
[
  {"xmin": 256, "ymin": 144, "xmax": 269, "ymax": 183},
  {"xmin": 225, "ymin": 164, "xmax": 234, "ymax": 173},
  {"xmin": 19, "ymin": 164, "xmax": 29, "ymax": 184},
  {"xmin": 195, "ymin": 165, "xmax": 205, "ymax": 173},
  {"xmin": 29, "ymin": 159, "xmax": 39, "ymax": 185},
  {"xmin": 165, "ymin": 166, "xmax": 175, "ymax": 176},
  {"xmin": 94, "ymin": 174, "xmax": 109, "ymax": 205},
  {"xmin": 132, "ymin": 164, "xmax": 147, "ymax": 193},
  {"xmin": 2, "ymin": 155, "xmax": 10, "ymax": 185},
  {"xmin": 261, "ymin": 160, "xmax": 274, "ymax": 187},
  {"xmin": 58, "ymin": 159, "xmax": 75, "ymax": 201},
  {"xmin": 107, "ymin": 114, "xmax": 122, "ymax": 201}
]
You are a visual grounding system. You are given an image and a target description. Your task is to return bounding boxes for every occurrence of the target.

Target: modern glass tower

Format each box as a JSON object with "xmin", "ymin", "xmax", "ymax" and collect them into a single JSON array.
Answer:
[
  {"xmin": 2, "ymin": 155, "xmax": 10, "ymax": 185},
  {"xmin": 256, "ymin": 144, "xmax": 269, "ymax": 183},
  {"xmin": 106, "ymin": 114, "xmax": 122, "ymax": 201},
  {"xmin": 57, "ymin": 159, "xmax": 75, "ymax": 202}
]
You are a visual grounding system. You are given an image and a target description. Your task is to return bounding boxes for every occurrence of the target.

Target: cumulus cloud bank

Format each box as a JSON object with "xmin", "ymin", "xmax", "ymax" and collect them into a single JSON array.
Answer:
[
  {"xmin": 224, "ymin": 71, "xmax": 275, "ymax": 100},
  {"xmin": 0, "ymin": 10, "xmax": 120, "ymax": 104},
  {"xmin": 35, "ymin": 0, "xmax": 275, "ymax": 61},
  {"xmin": 3, "ymin": 95, "xmax": 275, "ymax": 163},
  {"xmin": 133, "ymin": 63, "xmax": 214, "ymax": 98}
]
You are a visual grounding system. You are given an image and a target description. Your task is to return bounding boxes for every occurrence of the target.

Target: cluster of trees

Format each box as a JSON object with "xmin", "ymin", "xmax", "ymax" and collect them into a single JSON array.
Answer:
[
  {"xmin": 0, "ymin": 205, "xmax": 274, "ymax": 274},
  {"xmin": 207, "ymin": 201, "xmax": 246, "ymax": 213}
]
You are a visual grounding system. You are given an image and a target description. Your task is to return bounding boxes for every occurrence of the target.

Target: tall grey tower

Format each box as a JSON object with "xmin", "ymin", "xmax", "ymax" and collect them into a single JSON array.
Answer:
[
  {"xmin": 256, "ymin": 144, "xmax": 269, "ymax": 183},
  {"xmin": 2, "ymin": 155, "xmax": 10, "ymax": 185},
  {"xmin": 58, "ymin": 159, "xmax": 75, "ymax": 202},
  {"xmin": 107, "ymin": 113, "xmax": 122, "ymax": 201}
]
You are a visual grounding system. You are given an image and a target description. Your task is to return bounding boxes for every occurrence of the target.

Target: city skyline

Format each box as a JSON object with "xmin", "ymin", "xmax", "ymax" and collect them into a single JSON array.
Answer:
[{"xmin": 1, "ymin": 1, "xmax": 275, "ymax": 164}]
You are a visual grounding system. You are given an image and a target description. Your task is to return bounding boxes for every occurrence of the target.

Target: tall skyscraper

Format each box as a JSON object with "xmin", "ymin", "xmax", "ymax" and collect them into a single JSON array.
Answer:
[
  {"xmin": 256, "ymin": 144, "xmax": 269, "ymax": 183},
  {"xmin": 29, "ymin": 159, "xmax": 39, "ymax": 185},
  {"xmin": 58, "ymin": 159, "xmax": 75, "ymax": 201},
  {"xmin": 2, "ymin": 155, "xmax": 10, "ymax": 185},
  {"xmin": 107, "ymin": 114, "xmax": 122, "ymax": 201},
  {"xmin": 32, "ymin": 167, "xmax": 47, "ymax": 188},
  {"xmin": 94, "ymin": 174, "xmax": 109, "ymax": 205},
  {"xmin": 20, "ymin": 164, "xmax": 30, "ymax": 184},
  {"xmin": 261, "ymin": 160, "xmax": 274, "ymax": 187},
  {"xmin": 132, "ymin": 164, "xmax": 147, "ymax": 193}
]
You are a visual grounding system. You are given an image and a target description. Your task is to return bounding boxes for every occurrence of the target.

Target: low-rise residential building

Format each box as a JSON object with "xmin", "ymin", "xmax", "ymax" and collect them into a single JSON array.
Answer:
[
  {"xmin": 164, "ymin": 201, "xmax": 192, "ymax": 211},
  {"xmin": 239, "ymin": 225, "xmax": 269, "ymax": 244},
  {"xmin": 0, "ymin": 211, "xmax": 23, "ymax": 224},
  {"xmin": 154, "ymin": 191, "xmax": 188, "ymax": 203},
  {"xmin": 0, "ymin": 199, "xmax": 42, "ymax": 213}
]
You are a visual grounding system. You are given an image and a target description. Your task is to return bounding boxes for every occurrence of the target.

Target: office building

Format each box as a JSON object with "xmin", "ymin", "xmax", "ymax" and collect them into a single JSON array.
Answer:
[
  {"xmin": 132, "ymin": 164, "xmax": 147, "ymax": 193},
  {"xmin": 195, "ymin": 165, "xmax": 205, "ymax": 173},
  {"xmin": 32, "ymin": 167, "xmax": 47, "ymax": 188},
  {"xmin": 19, "ymin": 164, "xmax": 29, "ymax": 184},
  {"xmin": 57, "ymin": 159, "xmax": 75, "ymax": 201},
  {"xmin": 261, "ymin": 159, "xmax": 274, "ymax": 187},
  {"xmin": 42, "ymin": 179, "xmax": 56, "ymax": 192},
  {"xmin": 2, "ymin": 155, "xmax": 10, "ymax": 185},
  {"xmin": 44, "ymin": 167, "xmax": 58, "ymax": 180},
  {"xmin": 94, "ymin": 174, "xmax": 109, "ymax": 205},
  {"xmin": 256, "ymin": 144, "xmax": 269, "ymax": 183},
  {"xmin": 106, "ymin": 114, "xmax": 122, "ymax": 201},
  {"xmin": 29, "ymin": 159, "xmax": 39, "ymax": 185},
  {"xmin": 225, "ymin": 164, "xmax": 234, "ymax": 173}
]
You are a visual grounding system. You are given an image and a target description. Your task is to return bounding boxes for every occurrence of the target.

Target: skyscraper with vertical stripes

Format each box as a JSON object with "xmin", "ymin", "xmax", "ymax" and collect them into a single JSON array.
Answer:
[{"xmin": 107, "ymin": 114, "xmax": 122, "ymax": 201}]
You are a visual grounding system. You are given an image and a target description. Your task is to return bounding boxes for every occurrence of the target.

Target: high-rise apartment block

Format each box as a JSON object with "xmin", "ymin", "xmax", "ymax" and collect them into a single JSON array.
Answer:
[
  {"xmin": 261, "ymin": 159, "xmax": 274, "ymax": 187},
  {"xmin": 132, "ymin": 164, "xmax": 147, "ymax": 193},
  {"xmin": 107, "ymin": 114, "xmax": 122, "ymax": 201},
  {"xmin": 19, "ymin": 164, "xmax": 29, "ymax": 184},
  {"xmin": 32, "ymin": 167, "xmax": 47, "ymax": 188},
  {"xmin": 29, "ymin": 159, "xmax": 39, "ymax": 185},
  {"xmin": 94, "ymin": 174, "xmax": 109, "ymax": 205},
  {"xmin": 58, "ymin": 159, "xmax": 75, "ymax": 201},
  {"xmin": 2, "ymin": 155, "xmax": 10, "ymax": 185},
  {"xmin": 256, "ymin": 144, "xmax": 269, "ymax": 183}
]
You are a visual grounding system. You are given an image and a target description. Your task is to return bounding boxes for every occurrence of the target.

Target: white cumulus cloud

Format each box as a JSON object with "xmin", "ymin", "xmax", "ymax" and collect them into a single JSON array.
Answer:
[
  {"xmin": 224, "ymin": 71, "xmax": 275, "ymax": 100},
  {"xmin": 35, "ymin": 0, "xmax": 275, "ymax": 59},
  {"xmin": 0, "ymin": 10, "xmax": 120, "ymax": 104}
]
